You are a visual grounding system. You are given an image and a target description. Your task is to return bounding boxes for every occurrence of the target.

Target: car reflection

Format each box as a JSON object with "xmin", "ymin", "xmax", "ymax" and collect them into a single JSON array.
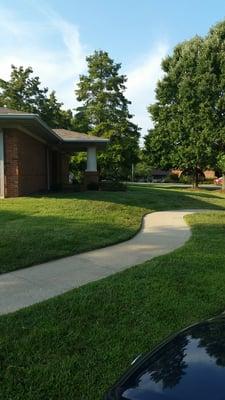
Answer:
[{"xmin": 106, "ymin": 316, "xmax": 225, "ymax": 400}]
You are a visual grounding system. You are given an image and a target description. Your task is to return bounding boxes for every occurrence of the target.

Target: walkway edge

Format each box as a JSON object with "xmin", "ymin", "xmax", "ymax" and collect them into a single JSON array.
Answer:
[{"xmin": 0, "ymin": 209, "xmax": 214, "ymax": 315}]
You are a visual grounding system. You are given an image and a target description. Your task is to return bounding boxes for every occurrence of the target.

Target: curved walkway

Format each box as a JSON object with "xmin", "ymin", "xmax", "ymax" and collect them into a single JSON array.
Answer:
[{"xmin": 0, "ymin": 210, "xmax": 207, "ymax": 315}]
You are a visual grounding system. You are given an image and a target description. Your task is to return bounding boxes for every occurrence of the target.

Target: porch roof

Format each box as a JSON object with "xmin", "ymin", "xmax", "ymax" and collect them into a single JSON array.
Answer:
[{"xmin": 52, "ymin": 128, "xmax": 108, "ymax": 151}]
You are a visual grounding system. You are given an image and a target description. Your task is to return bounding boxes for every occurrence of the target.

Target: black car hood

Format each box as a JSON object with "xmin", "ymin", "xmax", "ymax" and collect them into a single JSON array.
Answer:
[{"xmin": 106, "ymin": 315, "xmax": 225, "ymax": 400}]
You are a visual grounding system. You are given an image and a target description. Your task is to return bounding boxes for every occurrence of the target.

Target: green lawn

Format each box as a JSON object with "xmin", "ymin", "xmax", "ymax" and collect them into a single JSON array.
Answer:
[
  {"xmin": 1, "ymin": 211, "xmax": 225, "ymax": 399},
  {"xmin": 1, "ymin": 185, "xmax": 225, "ymax": 400},
  {"xmin": 1, "ymin": 184, "xmax": 225, "ymax": 274}
]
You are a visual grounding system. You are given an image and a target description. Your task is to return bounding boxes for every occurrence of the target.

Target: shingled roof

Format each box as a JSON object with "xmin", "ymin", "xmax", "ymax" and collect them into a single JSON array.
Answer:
[
  {"xmin": 0, "ymin": 108, "xmax": 109, "ymax": 147},
  {"xmin": 53, "ymin": 128, "xmax": 108, "ymax": 143},
  {"xmin": 0, "ymin": 107, "xmax": 33, "ymax": 115}
]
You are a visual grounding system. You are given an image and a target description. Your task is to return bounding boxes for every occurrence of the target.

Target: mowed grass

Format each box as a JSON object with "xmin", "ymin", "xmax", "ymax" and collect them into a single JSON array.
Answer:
[
  {"xmin": 1, "ymin": 184, "xmax": 225, "ymax": 273},
  {"xmin": 1, "ymin": 211, "xmax": 225, "ymax": 399},
  {"xmin": 0, "ymin": 190, "xmax": 145, "ymax": 274}
]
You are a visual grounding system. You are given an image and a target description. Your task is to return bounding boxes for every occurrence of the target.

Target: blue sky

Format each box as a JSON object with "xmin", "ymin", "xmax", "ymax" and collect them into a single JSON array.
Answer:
[{"xmin": 1, "ymin": 0, "xmax": 225, "ymax": 137}]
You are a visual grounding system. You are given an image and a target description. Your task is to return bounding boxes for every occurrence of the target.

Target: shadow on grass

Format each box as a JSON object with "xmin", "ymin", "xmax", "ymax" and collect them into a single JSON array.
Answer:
[
  {"xmin": 1, "ymin": 213, "xmax": 225, "ymax": 399},
  {"xmin": 0, "ymin": 209, "xmax": 137, "ymax": 274},
  {"xmin": 1, "ymin": 185, "xmax": 225, "ymax": 274},
  {"xmin": 42, "ymin": 184, "xmax": 225, "ymax": 211}
]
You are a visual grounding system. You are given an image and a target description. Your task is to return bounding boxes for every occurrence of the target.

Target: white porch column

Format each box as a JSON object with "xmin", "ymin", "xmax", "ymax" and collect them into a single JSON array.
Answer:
[
  {"xmin": 0, "ymin": 129, "xmax": 4, "ymax": 198},
  {"xmin": 86, "ymin": 146, "xmax": 97, "ymax": 172}
]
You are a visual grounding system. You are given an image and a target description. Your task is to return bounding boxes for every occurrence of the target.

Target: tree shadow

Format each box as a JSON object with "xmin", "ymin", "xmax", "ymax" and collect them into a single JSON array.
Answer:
[
  {"xmin": 0, "ymin": 209, "xmax": 137, "ymax": 274},
  {"xmin": 41, "ymin": 184, "xmax": 225, "ymax": 211},
  {"xmin": 1, "ymin": 185, "xmax": 225, "ymax": 274}
]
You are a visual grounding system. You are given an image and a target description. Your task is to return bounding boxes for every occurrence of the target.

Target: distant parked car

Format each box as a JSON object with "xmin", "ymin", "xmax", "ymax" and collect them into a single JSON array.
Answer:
[
  {"xmin": 214, "ymin": 176, "xmax": 223, "ymax": 185},
  {"xmin": 104, "ymin": 314, "xmax": 225, "ymax": 400},
  {"xmin": 151, "ymin": 176, "xmax": 166, "ymax": 183}
]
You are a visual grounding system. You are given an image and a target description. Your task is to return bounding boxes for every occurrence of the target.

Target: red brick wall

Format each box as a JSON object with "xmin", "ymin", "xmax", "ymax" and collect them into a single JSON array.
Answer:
[
  {"xmin": 61, "ymin": 154, "xmax": 69, "ymax": 186},
  {"xmin": 204, "ymin": 170, "xmax": 216, "ymax": 179},
  {"xmin": 4, "ymin": 130, "xmax": 20, "ymax": 197},
  {"xmin": 171, "ymin": 168, "xmax": 216, "ymax": 179},
  {"xmin": 171, "ymin": 169, "xmax": 182, "ymax": 177},
  {"xmin": 4, "ymin": 128, "xmax": 69, "ymax": 197},
  {"xmin": 4, "ymin": 129, "xmax": 48, "ymax": 197},
  {"xmin": 17, "ymin": 131, "xmax": 48, "ymax": 195}
]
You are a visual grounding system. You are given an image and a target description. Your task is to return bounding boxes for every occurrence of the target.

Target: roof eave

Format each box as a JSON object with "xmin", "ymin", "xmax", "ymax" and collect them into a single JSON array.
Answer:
[
  {"xmin": 0, "ymin": 114, "xmax": 61, "ymax": 144},
  {"xmin": 60, "ymin": 139, "xmax": 109, "ymax": 152},
  {"xmin": 62, "ymin": 139, "xmax": 109, "ymax": 144},
  {"xmin": 0, "ymin": 114, "xmax": 110, "ymax": 148}
]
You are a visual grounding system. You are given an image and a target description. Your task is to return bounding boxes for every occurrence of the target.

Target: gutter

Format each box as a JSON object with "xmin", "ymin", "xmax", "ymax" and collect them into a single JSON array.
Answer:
[
  {"xmin": 0, "ymin": 114, "xmax": 110, "ymax": 145},
  {"xmin": 0, "ymin": 114, "xmax": 62, "ymax": 143},
  {"xmin": 62, "ymin": 139, "xmax": 109, "ymax": 144}
]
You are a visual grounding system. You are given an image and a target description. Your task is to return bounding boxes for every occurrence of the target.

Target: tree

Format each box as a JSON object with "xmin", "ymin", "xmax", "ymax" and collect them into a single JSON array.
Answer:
[
  {"xmin": 202, "ymin": 21, "xmax": 225, "ymax": 166},
  {"xmin": 217, "ymin": 154, "xmax": 225, "ymax": 190},
  {"xmin": 191, "ymin": 319, "xmax": 225, "ymax": 368},
  {"xmin": 72, "ymin": 106, "xmax": 91, "ymax": 133},
  {"xmin": 133, "ymin": 150, "xmax": 153, "ymax": 181},
  {"xmin": 0, "ymin": 65, "xmax": 45, "ymax": 114},
  {"xmin": 145, "ymin": 32, "xmax": 221, "ymax": 188},
  {"xmin": 36, "ymin": 90, "xmax": 75, "ymax": 129},
  {"xmin": 70, "ymin": 152, "xmax": 87, "ymax": 183},
  {"xmin": 0, "ymin": 65, "xmax": 75, "ymax": 129},
  {"xmin": 75, "ymin": 50, "xmax": 140, "ymax": 179},
  {"xmin": 150, "ymin": 335, "xmax": 188, "ymax": 389}
]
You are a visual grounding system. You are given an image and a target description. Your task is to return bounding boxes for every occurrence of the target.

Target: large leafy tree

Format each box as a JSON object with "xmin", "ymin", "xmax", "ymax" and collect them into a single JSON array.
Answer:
[
  {"xmin": 75, "ymin": 50, "xmax": 140, "ymax": 179},
  {"xmin": 0, "ymin": 65, "xmax": 75, "ymax": 129},
  {"xmin": 133, "ymin": 150, "xmax": 153, "ymax": 182},
  {"xmin": 145, "ymin": 22, "xmax": 225, "ymax": 188},
  {"xmin": 217, "ymin": 154, "xmax": 225, "ymax": 190}
]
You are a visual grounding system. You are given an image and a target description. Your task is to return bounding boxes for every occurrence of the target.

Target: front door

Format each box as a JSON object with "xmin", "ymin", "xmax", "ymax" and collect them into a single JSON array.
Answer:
[{"xmin": 0, "ymin": 130, "xmax": 4, "ymax": 198}]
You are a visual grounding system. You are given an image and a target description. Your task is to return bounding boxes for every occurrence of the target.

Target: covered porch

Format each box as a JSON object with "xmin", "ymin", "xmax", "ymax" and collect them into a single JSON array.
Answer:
[{"xmin": 53, "ymin": 128, "xmax": 108, "ymax": 190}]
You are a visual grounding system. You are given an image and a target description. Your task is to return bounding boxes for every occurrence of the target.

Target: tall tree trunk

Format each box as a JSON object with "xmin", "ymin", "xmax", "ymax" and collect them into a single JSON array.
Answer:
[
  {"xmin": 222, "ymin": 173, "xmax": 225, "ymax": 191},
  {"xmin": 192, "ymin": 168, "xmax": 199, "ymax": 189}
]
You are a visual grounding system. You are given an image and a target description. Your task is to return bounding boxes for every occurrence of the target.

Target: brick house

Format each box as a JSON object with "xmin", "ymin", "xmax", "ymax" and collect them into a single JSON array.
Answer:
[
  {"xmin": 0, "ymin": 108, "xmax": 108, "ymax": 198},
  {"xmin": 171, "ymin": 168, "xmax": 216, "ymax": 180}
]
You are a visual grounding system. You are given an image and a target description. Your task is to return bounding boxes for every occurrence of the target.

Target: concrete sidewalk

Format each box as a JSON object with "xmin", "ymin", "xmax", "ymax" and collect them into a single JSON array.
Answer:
[{"xmin": 0, "ymin": 210, "xmax": 204, "ymax": 315}]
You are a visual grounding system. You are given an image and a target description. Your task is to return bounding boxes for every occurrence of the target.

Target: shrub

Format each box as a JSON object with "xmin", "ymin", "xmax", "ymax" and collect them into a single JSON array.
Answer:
[
  {"xmin": 202, "ymin": 178, "xmax": 215, "ymax": 184},
  {"xmin": 100, "ymin": 180, "xmax": 127, "ymax": 191},
  {"xmin": 179, "ymin": 174, "xmax": 193, "ymax": 184},
  {"xmin": 87, "ymin": 182, "xmax": 99, "ymax": 191},
  {"xmin": 164, "ymin": 173, "xmax": 179, "ymax": 183},
  {"xmin": 179, "ymin": 170, "xmax": 205, "ymax": 184},
  {"xmin": 72, "ymin": 183, "xmax": 83, "ymax": 192}
]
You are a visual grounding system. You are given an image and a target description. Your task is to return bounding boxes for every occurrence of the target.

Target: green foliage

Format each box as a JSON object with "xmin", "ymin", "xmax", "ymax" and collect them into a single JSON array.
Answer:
[
  {"xmin": 179, "ymin": 174, "xmax": 194, "ymax": 184},
  {"xmin": 164, "ymin": 173, "xmax": 179, "ymax": 183},
  {"xmin": 0, "ymin": 65, "xmax": 75, "ymax": 129},
  {"xmin": 72, "ymin": 106, "xmax": 91, "ymax": 132},
  {"xmin": 145, "ymin": 20, "xmax": 225, "ymax": 187},
  {"xmin": 134, "ymin": 151, "xmax": 153, "ymax": 181},
  {"xmin": 217, "ymin": 154, "xmax": 225, "ymax": 189},
  {"xmin": 99, "ymin": 180, "xmax": 127, "ymax": 191},
  {"xmin": 217, "ymin": 154, "xmax": 225, "ymax": 173},
  {"xmin": 75, "ymin": 51, "xmax": 140, "ymax": 178},
  {"xmin": 70, "ymin": 152, "xmax": 86, "ymax": 183},
  {"xmin": 86, "ymin": 182, "xmax": 99, "ymax": 191}
]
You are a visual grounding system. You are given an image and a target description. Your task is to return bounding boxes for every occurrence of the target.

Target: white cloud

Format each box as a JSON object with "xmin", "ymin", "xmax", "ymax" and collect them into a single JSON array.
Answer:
[
  {"xmin": 126, "ymin": 43, "xmax": 169, "ymax": 142},
  {"xmin": 0, "ymin": 4, "xmax": 87, "ymax": 110},
  {"xmin": 0, "ymin": 7, "xmax": 29, "ymax": 37},
  {"xmin": 0, "ymin": 3, "xmax": 169, "ymax": 136}
]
